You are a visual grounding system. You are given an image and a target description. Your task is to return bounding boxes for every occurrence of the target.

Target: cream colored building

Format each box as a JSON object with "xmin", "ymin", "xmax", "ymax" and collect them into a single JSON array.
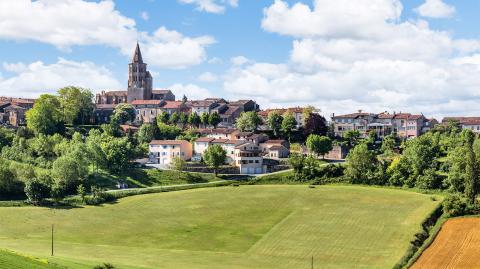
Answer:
[{"xmin": 149, "ymin": 140, "xmax": 193, "ymax": 166}]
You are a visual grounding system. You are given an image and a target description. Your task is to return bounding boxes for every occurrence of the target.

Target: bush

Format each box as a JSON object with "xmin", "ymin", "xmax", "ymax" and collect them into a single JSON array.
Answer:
[
  {"xmin": 24, "ymin": 177, "xmax": 51, "ymax": 205},
  {"xmin": 443, "ymin": 194, "xmax": 469, "ymax": 217},
  {"xmin": 85, "ymin": 186, "xmax": 115, "ymax": 205},
  {"xmin": 415, "ymin": 168, "xmax": 442, "ymax": 190}
]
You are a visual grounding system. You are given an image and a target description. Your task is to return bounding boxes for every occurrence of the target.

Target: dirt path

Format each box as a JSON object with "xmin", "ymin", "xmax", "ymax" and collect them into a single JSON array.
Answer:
[{"xmin": 412, "ymin": 218, "xmax": 480, "ymax": 269}]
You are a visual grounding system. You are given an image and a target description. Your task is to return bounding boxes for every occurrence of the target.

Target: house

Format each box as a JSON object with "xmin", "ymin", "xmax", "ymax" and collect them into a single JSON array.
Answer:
[
  {"xmin": 259, "ymin": 140, "xmax": 290, "ymax": 159},
  {"xmin": 265, "ymin": 145, "xmax": 289, "ymax": 159},
  {"xmin": 324, "ymin": 145, "xmax": 349, "ymax": 160},
  {"xmin": 442, "ymin": 117, "xmax": 480, "ymax": 133},
  {"xmin": 132, "ymin": 100, "xmax": 165, "ymax": 123},
  {"xmin": 259, "ymin": 107, "xmax": 305, "ymax": 128},
  {"xmin": 332, "ymin": 111, "xmax": 434, "ymax": 139},
  {"xmin": 190, "ymin": 100, "xmax": 219, "ymax": 115},
  {"xmin": 193, "ymin": 137, "xmax": 215, "ymax": 156},
  {"xmin": 4, "ymin": 105, "xmax": 27, "ymax": 127},
  {"xmin": 234, "ymin": 142, "xmax": 266, "ymax": 174},
  {"xmin": 148, "ymin": 140, "xmax": 193, "ymax": 166},
  {"xmin": 198, "ymin": 128, "xmax": 237, "ymax": 139},
  {"xmin": 193, "ymin": 137, "xmax": 245, "ymax": 164}
]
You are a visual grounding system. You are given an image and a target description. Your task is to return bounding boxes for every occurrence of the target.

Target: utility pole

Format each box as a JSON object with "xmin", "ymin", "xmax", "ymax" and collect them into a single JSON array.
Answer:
[{"xmin": 51, "ymin": 224, "xmax": 54, "ymax": 256}]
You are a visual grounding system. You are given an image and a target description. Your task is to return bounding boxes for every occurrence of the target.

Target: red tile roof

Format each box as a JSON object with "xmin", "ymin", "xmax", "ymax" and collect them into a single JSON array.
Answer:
[
  {"xmin": 150, "ymin": 140, "xmax": 189, "ymax": 145},
  {"xmin": 162, "ymin": 101, "xmax": 183, "ymax": 109},
  {"xmin": 131, "ymin": 100, "xmax": 163, "ymax": 105},
  {"xmin": 195, "ymin": 137, "xmax": 215, "ymax": 143}
]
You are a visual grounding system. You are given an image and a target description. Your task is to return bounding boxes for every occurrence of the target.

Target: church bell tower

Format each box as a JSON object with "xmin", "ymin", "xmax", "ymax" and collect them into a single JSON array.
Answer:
[{"xmin": 127, "ymin": 42, "xmax": 153, "ymax": 103}]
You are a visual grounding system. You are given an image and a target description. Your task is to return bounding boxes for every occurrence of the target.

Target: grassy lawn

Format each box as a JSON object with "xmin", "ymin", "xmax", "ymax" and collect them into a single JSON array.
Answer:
[
  {"xmin": 88, "ymin": 168, "xmax": 228, "ymax": 189},
  {"xmin": 0, "ymin": 250, "xmax": 58, "ymax": 269},
  {"xmin": 0, "ymin": 185, "xmax": 440, "ymax": 269}
]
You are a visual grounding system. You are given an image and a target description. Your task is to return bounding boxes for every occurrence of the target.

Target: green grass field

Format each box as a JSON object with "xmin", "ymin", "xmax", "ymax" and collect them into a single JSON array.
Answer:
[
  {"xmin": 0, "ymin": 185, "xmax": 440, "ymax": 269},
  {"xmin": 0, "ymin": 250, "xmax": 57, "ymax": 269}
]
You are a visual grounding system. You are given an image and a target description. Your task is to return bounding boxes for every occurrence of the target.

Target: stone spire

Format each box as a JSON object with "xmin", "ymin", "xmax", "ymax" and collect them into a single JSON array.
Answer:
[{"xmin": 132, "ymin": 42, "xmax": 143, "ymax": 64}]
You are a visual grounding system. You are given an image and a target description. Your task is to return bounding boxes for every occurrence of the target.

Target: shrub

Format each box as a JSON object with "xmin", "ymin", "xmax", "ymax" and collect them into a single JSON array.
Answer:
[
  {"xmin": 85, "ymin": 186, "xmax": 114, "ymax": 205},
  {"xmin": 24, "ymin": 177, "xmax": 51, "ymax": 205},
  {"xmin": 443, "ymin": 194, "xmax": 469, "ymax": 217}
]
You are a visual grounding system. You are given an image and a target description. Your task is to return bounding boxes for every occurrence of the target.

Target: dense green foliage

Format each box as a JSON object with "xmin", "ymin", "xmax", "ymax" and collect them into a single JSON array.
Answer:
[
  {"xmin": 26, "ymin": 94, "xmax": 64, "ymax": 135},
  {"xmin": 203, "ymin": 145, "xmax": 227, "ymax": 176},
  {"xmin": 236, "ymin": 111, "xmax": 262, "ymax": 132}
]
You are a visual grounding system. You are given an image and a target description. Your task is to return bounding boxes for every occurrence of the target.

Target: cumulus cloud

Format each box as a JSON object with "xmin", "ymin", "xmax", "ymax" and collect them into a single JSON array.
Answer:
[
  {"xmin": 223, "ymin": 0, "xmax": 480, "ymax": 118},
  {"xmin": 416, "ymin": 0, "xmax": 456, "ymax": 19},
  {"xmin": 198, "ymin": 72, "xmax": 218, "ymax": 82},
  {"xmin": 178, "ymin": 0, "xmax": 239, "ymax": 14},
  {"xmin": 0, "ymin": 0, "xmax": 214, "ymax": 69},
  {"xmin": 0, "ymin": 58, "xmax": 122, "ymax": 98},
  {"xmin": 230, "ymin": 56, "xmax": 250, "ymax": 66},
  {"xmin": 169, "ymin": 83, "xmax": 215, "ymax": 100}
]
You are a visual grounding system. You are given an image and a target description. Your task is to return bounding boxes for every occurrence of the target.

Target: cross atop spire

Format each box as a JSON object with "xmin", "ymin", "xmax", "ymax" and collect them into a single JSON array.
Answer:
[{"xmin": 132, "ymin": 42, "xmax": 143, "ymax": 64}]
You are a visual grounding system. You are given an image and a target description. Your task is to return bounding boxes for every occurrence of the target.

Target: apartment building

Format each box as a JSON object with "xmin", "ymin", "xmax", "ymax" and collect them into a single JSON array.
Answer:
[
  {"xmin": 442, "ymin": 117, "xmax": 480, "ymax": 133},
  {"xmin": 332, "ymin": 111, "xmax": 434, "ymax": 139}
]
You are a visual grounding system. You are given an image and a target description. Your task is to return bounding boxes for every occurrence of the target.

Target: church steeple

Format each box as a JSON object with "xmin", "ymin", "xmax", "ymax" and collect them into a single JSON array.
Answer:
[
  {"xmin": 127, "ymin": 42, "xmax": 152, "ymax": 103},
  {"xmin": 132, "ymin": 42, "xmax": 143, "ymax": 64}
]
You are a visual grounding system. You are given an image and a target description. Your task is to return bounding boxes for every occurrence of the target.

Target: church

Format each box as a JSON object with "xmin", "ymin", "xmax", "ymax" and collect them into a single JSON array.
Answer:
[
  {"xmin": 94, "ymin": 43, "xmax": 176, "ymax": 123},
  {"xmin": 95, "ymin": 43, "xmax": 175, "ymax": 106}
]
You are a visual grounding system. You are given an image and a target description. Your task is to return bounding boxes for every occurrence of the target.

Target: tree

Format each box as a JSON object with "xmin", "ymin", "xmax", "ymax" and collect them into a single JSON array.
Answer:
[
  {"xmin": 57, "ymin": 86, "xmax": 94, "ymax": 125},
  {"xmin": 24, "ymin": 177, "xmax": 51, "ymax": 205},
  {"xmin": 464, "ymin": 131, "xmax": 478, "ymax": 204},
  {"xmin": 381, "ymin": 134, "xmax": 396, "ymax": 155},
  {"xmin": 77, "ymin": 184, "xmax": 86, "ymax": 204},
  {"xmin": 236, "ymin": 111, "xmax": 262, "ymax": 132},
  {"xmin": 302, "ymin": 106, "xmax": 317, "ymax": 126},
  {"xmin": 26, "ymin": 94, "xmax": 64, "ymax": 135},
  {"xmin": 200, "ymin": 113, "xmax": 209, "ymax": 128},
  {"xmin": 101, "ymin": 137, "xmax": 134, "ymax": 173},
  {"xmin": 303, "ymin": 113, "xmax": 327, "ymax": 137},
  {"xmin": 137, "ymin": 123, "xmax": 158, "ymax": 144},
  {"xmin": 51, "ymin": 154, "xmax": 88, "ymax": 193},
  {"xmin": 289, "ymin": 153, "xmax": 306, "ymax": 178},
  {"xmin": 267, "ymin": 112, "xmax": 283, "ymax": 137},
  {"xmin": 112, "ymin": 104, "xmax": 135, "ymax": 124},
  {"xmin": 179, "ymin": 112, "xmax": 188, "ymax": 130},
  {"xmin": 169, "ymin": 112, "xmax": 179, "ymax": 125},
  {"xmin": 0, "ymin": 162, "xmax": 23, "ymax": 198},
  {"xmin": 170, "ymin": 156, "xmax": 186, "ymax": 180},
  {"xmin": 208, "ymin": 112, "xmax": 222, "ymax": 128},
  {"xmin": 157, "ymin": 123, "xmax": 181, "ymax": 140},
  {"xmin": 281, "ymin": 112, "xmax": 297, "ymax": 141},
  {"xmin": 158, "ymin": 111, "xmax": 170, "ymax": 124},
  {"xmin": 306, "ymin": 135, "xmax": 332, "ymax": 158},
  {"xmin": 345, "ymin": 144, "xmax": 378, "ymax": 184},
  {"xmin": 188, "ymin": 112, "xmax": 201, "ymax": 128},
  {"xmin": 343, "ymin": 130, "xmax": 361, "ymax": 147},
  {"xmin": 203, "ymin": 144, "xmax": 226, "ymax": 176}
]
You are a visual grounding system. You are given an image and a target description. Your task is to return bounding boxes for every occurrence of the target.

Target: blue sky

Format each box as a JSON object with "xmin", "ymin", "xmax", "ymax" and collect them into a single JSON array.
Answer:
[{"xmin": 0, "ymin": 0, "xmax": 480, "ymax": 118}]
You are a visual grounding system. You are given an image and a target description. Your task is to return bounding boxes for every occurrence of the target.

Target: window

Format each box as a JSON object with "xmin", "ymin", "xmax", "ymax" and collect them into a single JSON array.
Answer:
[
  {"xmin": 163, "ymin": 146, "xmax": 167, "ymax": 149},
  {"xmin": 255, "ymin": 160, "xmax": 259, "ymax": 163},
  {"xmin": 162, "ymin": 152, "xmax": 166, "ymax": 156},
  {"xmin": 249, "ymin": 160, "xmax": 253, "ymax": 163}
]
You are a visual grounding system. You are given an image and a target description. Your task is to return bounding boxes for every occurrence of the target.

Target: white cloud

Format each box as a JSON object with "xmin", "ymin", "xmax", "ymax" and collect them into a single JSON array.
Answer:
[
  {"xmin": 178, "ymin": 0, "xmax": 239, "ymax": 14},
  {"xmin": 416, "ymin": 0, "xmax": 456, "ymax": 19},
  {"xmin": 198, "ymin": 72, "xmax": 218, "ymax": 82},
  {"xmin": 230, "ymin": 56, "xmax": 250, "ymax": 66},
  {"xmin": 0, "ymin": 58, "xmax": 122, "ymax": 98},
  {"xmin": 169, "ymin": 83, "xmax": 214, "ymax": 100},
  {"xmin": 208, "ymin": 57, "xmax": 223, "ymax": 64},
  {"xmin": 140, "ymin": 11, "xmax": 149, "ymax": 21},
  {"xmin": 222, "ymin": 0, "xmax": 480, "ymax": 118},
  {"xmin": 141, "ymin": 27, "xmax": 215, "ymax": 69},
  {"xmin": 0, "ymin": 0, "xmax": 214, "ymax": 69}
]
